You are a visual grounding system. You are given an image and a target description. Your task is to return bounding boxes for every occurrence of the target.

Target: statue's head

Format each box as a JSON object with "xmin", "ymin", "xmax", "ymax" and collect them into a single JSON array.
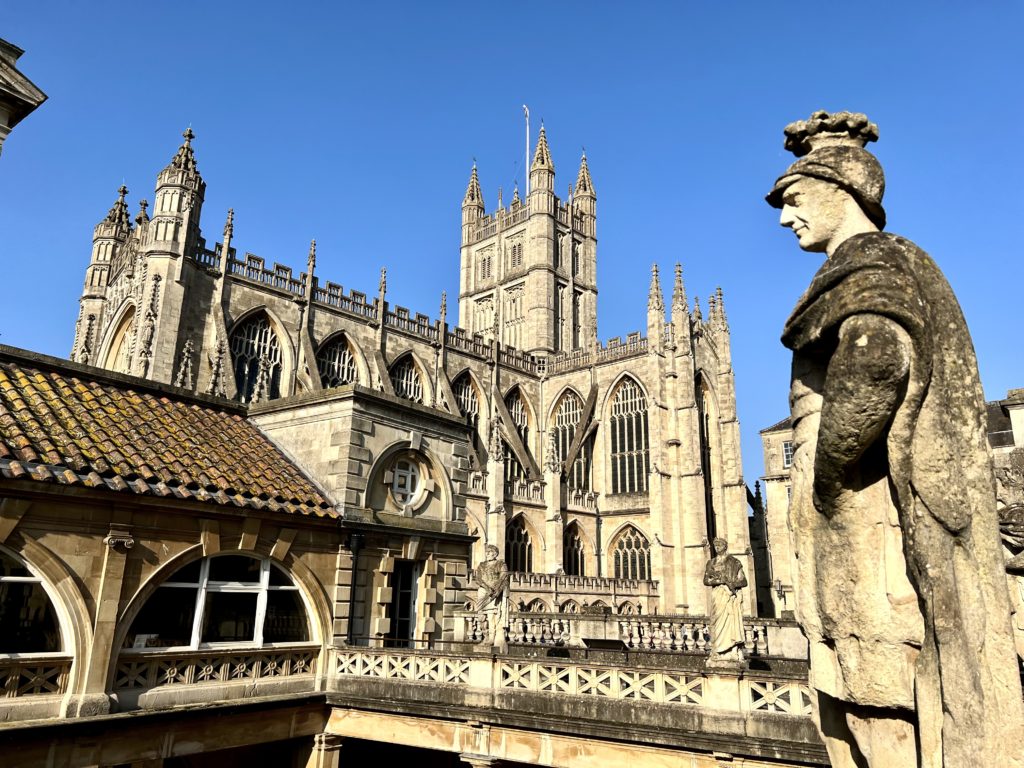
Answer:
[
  {"xmin": 485, "ymin": 544, "xmax": 499, "ymax": 560},
  {"xmin": 713, "ymin": 537, "xmax": 729, "ymax": 555},
  {"xmin": 766, "ymin": 111, "xmax": 886, "ymax": 252}
]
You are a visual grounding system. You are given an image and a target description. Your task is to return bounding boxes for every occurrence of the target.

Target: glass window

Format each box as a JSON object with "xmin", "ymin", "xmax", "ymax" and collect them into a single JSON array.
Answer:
[
  {"xmin": 317, "ymin": 335, "xmax": 358, "ymax": 388},
  {"xmin": 782, "ymin": 441, "xmax": 794, "ymax": 469},
  {"xmin": 609, "ymin": 378, "xmax": 649, "ymax": 494},
  {"xmin": 230, "ymin": 314, "xmax": 283, "ymax": 403},
  {"xmin": 613, "ymin": 526, "xmax": 651, "ymax": 581},
  {"xmin": 563, "ymin": 525, "xmax": 585, "ymax": 577},
  {"xmin": 392, "ymin": 459, "xmax": 420, "ymax": 505},
  {"xmin": 124, "ymin": 556, "xmax": 309, "ymax": 650},
  {"xmin": 389, "ymin": 356, "xmax": 423, "ymax": 403},
  {"xmin": 505, "ymin": 516, "xmax": 533, "ymax": 573},
  {"xmin": 0, "ymin": 551, "xmax": 62, "ymax": 654}
]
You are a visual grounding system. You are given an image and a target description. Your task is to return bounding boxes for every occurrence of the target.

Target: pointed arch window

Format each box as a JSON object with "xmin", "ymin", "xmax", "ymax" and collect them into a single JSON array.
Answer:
[
  {"xmin": 613, "ymin": 526, "xmax": 651, "ymax": 581},
  {"xmin": 230, "ymin": 314, "xmax": 282, "ymax": 402},
  {"xmin": 504, "ymin": 389, "xmax": 530, "ymax": 484},
  {"xmin": 103, "ymin": 306, "xmax": 136, "ymax": 374},
  {"xmin": 563, "ymin": 524, "xmax": 585, "ymax": 577},
  {"xmin": 452, "ymin": 372, "xmax": 480, "ymax": 428},
  {"xmin": 389, "ymin": 356, "xmax": 423, "ymax": 403},
  {"xmin": 316, "ymin": 335, "xmax": 358, "ymax": 388},
  {"xmin": 505, "ymin": 516, "xmax": 533, "ymax": 573},
  {"xmin": 0, "ymin": 550, "xmax": 62, "ymax": 654},
  {"xmin": 555, "ymin": 392, "xmax": 591, "ymax": 490},
  {"xmin": 124, "ymin": 555, "xmax": 309, "ymax": 650},
  {"xmin": 609, "ymin": 378, "xmax": 649, "ymax": 494}
]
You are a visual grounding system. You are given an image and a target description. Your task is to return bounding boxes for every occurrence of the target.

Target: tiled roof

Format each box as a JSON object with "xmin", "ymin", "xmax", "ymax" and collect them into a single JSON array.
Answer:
[
  {"xmin": 0, "ymin": 347, "xmax": 336, "ymax": 517},
  {"xmin": 759, "ymin": 416, "xmax": 791, "ymax": 434}
]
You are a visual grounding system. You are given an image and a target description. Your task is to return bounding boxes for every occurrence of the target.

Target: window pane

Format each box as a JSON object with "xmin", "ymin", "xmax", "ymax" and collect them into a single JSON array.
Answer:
[
  {"xmin": 267, "ymin": 564, "xmax": 295, "ymax": 587},
  {"xmin": 263, "ymin": 591, "xmax": 309, "ymax": 643},
  {"xmin": 0, "ymin": 550, "xmax": 33, "ymax": 578},
  {"xmin": 0, "ymin": 581, "xmax": 61, "ymax": 652},
  {"xmin": 208, "ymin": 556, "xmax": 261, "ymax": 584},
  {"xmin": 165, "ymin": 559, "xmax": 202, "ymax": 584},
  {"xmin": 124, "ymin": 586, "xmax": 197, "ymax": 649},
  {"xmin": 201, "ymin": 592, "xmax": 258, "ymax": 643}
]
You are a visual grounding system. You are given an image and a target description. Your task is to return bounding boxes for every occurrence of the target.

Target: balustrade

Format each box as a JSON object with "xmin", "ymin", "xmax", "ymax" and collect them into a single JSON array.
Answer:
[
  {"xmin": 0, "ymin": 655, "xmax": 71, "ymax": 699},
  {"xmin": 113, "ymin": 645, "xmax": 318, "ymax": 691}
]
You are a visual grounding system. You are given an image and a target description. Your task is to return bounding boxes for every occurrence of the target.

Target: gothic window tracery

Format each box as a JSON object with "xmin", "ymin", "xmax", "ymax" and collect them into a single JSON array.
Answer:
[
  {"xmin": 230, "ymin": 314, "xmax": 282, "ymax": 402},
  {"xmin": 104, "ymin": 306, "xmax": 136, "ymax": 374},
  {"xmin": 612, "ymin": 526, "xmax": 651, "ymax": 581},
  {"xmin": 504, "ymin": 284, "xmax": 525, "ymax": 349},
  {"xmin": 554, "ymin": 391, "xmax": 591, "ymax": 490},
  {"xmin": 452, "ymin": 372, "xmax": 480, "ymax": 427},
  {"xmin": 609, "ymin": 378, "xmax": 649, "ymax": 494},
  {"xmin": 505, "ymin": 516, "xmax": 533, "ymax": 573},
  {"xmin": 389, "ymin": 356, "xmax": 424, "ymax": 403},
  {"xmin": 504, "ymin": 388, "xmax": 530, "ymax": 483},
  {"xmin": 316, "ymin": 335, "xmax": 358, "ymax": 388},
  {"xmin": 563, "ymin": 524, "xmax": 585, "ymax": 577},
  {"xmin": 124, "ymin": 555, "xmax": 309, "ymax": 650}
]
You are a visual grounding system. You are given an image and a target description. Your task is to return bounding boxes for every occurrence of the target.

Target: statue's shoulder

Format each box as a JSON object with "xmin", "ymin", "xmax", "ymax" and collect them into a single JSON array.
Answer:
[{"xmin": 834, "ymin": 231, "xmax": 928, "ymax": 267}]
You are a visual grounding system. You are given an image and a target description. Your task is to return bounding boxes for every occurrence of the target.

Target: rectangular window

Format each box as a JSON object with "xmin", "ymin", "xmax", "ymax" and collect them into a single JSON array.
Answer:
[{"xmin": 782, "ymin": 440, "xmax": 794, "ymax": 469}]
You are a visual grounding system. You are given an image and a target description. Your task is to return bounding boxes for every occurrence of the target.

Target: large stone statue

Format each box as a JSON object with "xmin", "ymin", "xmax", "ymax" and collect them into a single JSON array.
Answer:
[
  {"xmin": 766, "ymin": 110, "xmax": 1024, "ymax": 767},
  {"xmin": 703, "ymin": 537, "xmax": 747, "ymax": 664},
  {"xmin": 473, "ymin": 544, "xmax": 509, "ymax": 651}
]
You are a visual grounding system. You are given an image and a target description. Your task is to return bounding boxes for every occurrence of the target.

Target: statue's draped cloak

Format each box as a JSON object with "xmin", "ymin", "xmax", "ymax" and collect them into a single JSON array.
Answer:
[{"xmin": 783, "ymin": 232, "xmax": 1022, "ymax": 765}]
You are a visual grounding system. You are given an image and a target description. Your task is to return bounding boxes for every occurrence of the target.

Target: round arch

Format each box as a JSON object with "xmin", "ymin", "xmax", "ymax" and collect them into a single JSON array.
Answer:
[
  {"xmin": 315, "ymin": 330, "xmax": 370, "ymax": 388},
  {"xmin": 364, "ymin": 438, "xmax": 455, "ymax": 521},
  {"xmin": 0, "ymin": 535, "xmax": 94, "ymax": 697}
]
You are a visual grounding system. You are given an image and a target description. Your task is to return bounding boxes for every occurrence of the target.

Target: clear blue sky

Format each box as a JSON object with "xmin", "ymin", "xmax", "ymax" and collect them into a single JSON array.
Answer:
[{"xmin": 2, "ymin": 2, "xmax": 1022, "ymax": 488}]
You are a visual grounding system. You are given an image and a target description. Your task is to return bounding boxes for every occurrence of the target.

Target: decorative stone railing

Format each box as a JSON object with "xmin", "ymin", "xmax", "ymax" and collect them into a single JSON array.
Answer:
[
  {"xmin": 595, "ymin": 334, "xmax": 647, "ymax": 363},
  {"xmin": 193, "ymin": 246, "xmax": 220, "ymax": 269},
  {"xmin": 468, "ymin": 470, "xmax": 487, "ymax": 495},
  {"xmin": 446, "ymin": 328, "xmax": 490, "ymax": 357},
  {"xmin": 504, "ymin": 479, "xmax": 544, "ymax": 503},
  {"xmin": 385, "ymin": 308, "xmax": 439, "ymax": 342},
  {"xmin": 0, "ymin": 654, "xmax": 71, "ymax": 699},
  {"xmin": 313, "ymin": 282, "xmax": 377, "ymax": 318},
  {"xmin": 509, "ymin": 572, "xmax": 654, "ymax": 597},
  {"xmin": 618, "ymin": 617, "xmax": 770, "ymax": 656},
  {"xmin": 228, "ymin": 254, "xmax": 305, "ymax": 295},
  {"xmin": 498, "ymin": 345, "xmax": 542, "ymax": 374},
  {"xmin": 113, "ymin": 645, "xmax": 319, "ymax": 692},
  {"xmin": 547, "ymin": 349, "xmax": 591, "ymax": 374},
  {"xmin": 332, "ymin": 647, "xmax": 811, "ymax": 716},
  {"xmin": 566, "ymin": 487, "xmax": 596, "ymax": 510}
]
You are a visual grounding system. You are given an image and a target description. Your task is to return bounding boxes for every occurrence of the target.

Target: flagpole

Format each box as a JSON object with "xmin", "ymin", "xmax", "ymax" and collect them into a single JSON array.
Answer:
[{"xmin": 523, "ymin": 104, "xmax": 530, "ymax": 196}]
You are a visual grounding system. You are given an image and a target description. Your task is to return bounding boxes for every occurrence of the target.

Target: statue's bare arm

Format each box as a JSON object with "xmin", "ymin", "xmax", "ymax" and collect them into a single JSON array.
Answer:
[{"xmin": 814, "ymin": 313, "xmax": 911, "ymax": 514}]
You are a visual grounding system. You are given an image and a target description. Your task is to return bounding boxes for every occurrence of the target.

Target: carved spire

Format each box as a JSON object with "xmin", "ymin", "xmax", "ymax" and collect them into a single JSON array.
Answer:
[
  {"xmin": 715, "ymin": 286, "xmax": 728, "ymax": 328},
  {"xmin": 488, "ymin": 412, "xmax": 504, "ymax": 463},
  {"xmin": 708, "ymin": 291, "xmax": 717, "ymax": 323},
  {"xmin": 462, "ymin": 163, "xmax": 484, "ymax": 208},
  {"xmin": 135, "ymin": 199, "xmax": 150, "ymax": 226},
  {"xmin": 511, "ymin": 183, "xmax": 521, "ymax": 205},
  {"xmin": 169, "ymin": 127, "xmax": 198, "ymax": 174},
  {"xmin": 692, "ymin": 295, "xmax": 702, "ymax": 323},
  {"xmin": 672, "ymin": 263, "xmax": 689, "ymax": 315},
  {"xmin": 647, "ymin": 264, "xmax": 665, "ymax": 313},
  {"xmin": 497, "ymin": 186, "xmax": 503, "ymax": 210},
  {"xmin": 223, "ymin": 208, "xmax": 234, "ymax": 241},
  {"xmin": 439, "ymin": 291, "xmax": 447, "ymax": 326},
  {"xmin": 307, "ymin": 239, "xmax": 317, "ymax": 274},
  {"xmin": 174, "ymin": 338, "xmax": 195, "ymax": 389},
  {"xmin": 531, "ymin": 123, "xmax": 554, "ymax": 172},
  {"xmin": 575, "ymin": 151, "xmax": 595, "ymax": 197},
  {"xmin": 102, "ymin": 185, "xmax": 132, "ymax": 230},
  {"xmin": 250, "ymin": 355, "xmax": 270, "ymax": 404},
  {"xmin": 378, "ymin": 267, "xmax": 387, "ymax": 299},
  {"xmin": 208, "ymin": 337, "xmax": 227, "ymax": 398}
]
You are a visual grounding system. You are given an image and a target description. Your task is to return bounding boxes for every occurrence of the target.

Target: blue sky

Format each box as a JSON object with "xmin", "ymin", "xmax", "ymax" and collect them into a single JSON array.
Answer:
[{"xmin": 2, "ymin": 2, "xmax": 1022, "ymax": 487}]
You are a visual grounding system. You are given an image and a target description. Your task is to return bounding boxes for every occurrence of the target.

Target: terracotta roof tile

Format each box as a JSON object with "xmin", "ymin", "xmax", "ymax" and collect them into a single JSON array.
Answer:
[{"xmin": 0, "ymin": 355, "xmax": 335, "ymax": 517}]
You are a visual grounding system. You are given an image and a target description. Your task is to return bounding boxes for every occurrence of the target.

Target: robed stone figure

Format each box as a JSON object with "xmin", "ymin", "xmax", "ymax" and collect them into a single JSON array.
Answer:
[
  {"xmin": 703, "ymin": 537, "xmax": 747, "ymax": 662},
  {"xmin": 473, "ymin": 544, "xmax": 509, "ymax": 651},
  {"xmin": 766, "ymin": 110, "xmax": 1024, "ymax": 767}
]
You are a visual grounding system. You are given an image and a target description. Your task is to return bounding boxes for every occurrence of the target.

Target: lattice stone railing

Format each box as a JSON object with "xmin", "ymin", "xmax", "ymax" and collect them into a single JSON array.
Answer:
[
  {"xmin": 0, "ymin": 655, "xmax": 71, "ymax": 698},
  {"xmin": 745, "ymin": 678, "xmax": 813, "ymax": 716},
  {"xmin": 498, "ymin": 659, "xmax": 704, "ymax": 705},
  {"xmin": 335, "ymin": 649, "xmax": 470, "ymax": 685},
  {"xmin": 113, "ymin": 645, "xmax": 318, "ymax": 691}
]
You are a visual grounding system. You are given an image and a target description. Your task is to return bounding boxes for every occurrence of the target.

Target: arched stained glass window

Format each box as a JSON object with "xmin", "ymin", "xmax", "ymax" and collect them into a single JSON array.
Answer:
[
  {"xmin": 124, "ymin": 555, "xmax": 309, "ymax": 650},
  {"xmin": 613, "ymin": 526, "xmax": 651, "ymax": 581},
  {"xmin": 389, "ymin": 356, "xmax": 423, "ymax": 403},
  {"xmin": 505, "ymin": 516, "xmax": 532, "ymax": 573},
  {"xmin": 554, "ymin": 392, "xmax": 591, "ymax": 490},
  {"xmin": 103, "ymin": 306, "xmax": 136, "ymax": 374},
  {"xmin": 504, "ymin": 389, "xmax": 530, "ymax": 483},
  {"xmin": 609, "ymin": 378, "xmax": 649, "ymax": 494},
  {"xmin": 563, "ymin": 524, "xmax": 585, "ymax": 577},
  {"xmin": 452, "ymin": 372, "xmax": 480, "ymax": 427},
  {"xmin": 230, "ymin": 314, "xmax": 282, "ymax": 403},
  {"xmin": 0, "ymin": 550, "xmax": 62, "ymax": 653},
  {"xmin": 317, "ymin": 335, "xmax": 358, "ymax": 388}
]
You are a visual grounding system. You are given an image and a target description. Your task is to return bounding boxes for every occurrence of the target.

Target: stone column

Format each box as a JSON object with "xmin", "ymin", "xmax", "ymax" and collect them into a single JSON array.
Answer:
[
  {"xmin": 74, "ymin": 526, "xmax": 133, "ymax": 717},
  {"xmin": 306, "ymin": 733, "xmax": 344, "ymax": 768}
]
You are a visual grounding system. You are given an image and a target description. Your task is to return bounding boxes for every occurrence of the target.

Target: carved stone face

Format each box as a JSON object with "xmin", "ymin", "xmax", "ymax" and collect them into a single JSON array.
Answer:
[
  {"xmin": 778, "ymin": 177, "xmax": 850, "ymax": 253},
  {"xmin": 713, "ymin": 539, "xmax": 728, "ymax": 555},
  {"xmin": 485, "ymin": 545, "xmax": 499, "ymax": 561}
]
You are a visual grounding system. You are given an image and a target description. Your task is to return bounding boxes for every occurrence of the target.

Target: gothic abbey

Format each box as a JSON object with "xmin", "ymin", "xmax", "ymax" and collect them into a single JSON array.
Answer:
[{"xmin": 70, "ymin": 125, "xmax": 753, "ymax": 618}]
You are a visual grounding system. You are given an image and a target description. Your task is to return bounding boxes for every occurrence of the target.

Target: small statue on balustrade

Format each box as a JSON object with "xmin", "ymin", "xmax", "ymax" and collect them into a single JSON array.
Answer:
[
  {"xmin": 473, "ymin": 544, "xmax": 509, "ymax": 652},
  {"xmin": 703, "ymin": 537, "xmax": 747, "ymax": 667}
]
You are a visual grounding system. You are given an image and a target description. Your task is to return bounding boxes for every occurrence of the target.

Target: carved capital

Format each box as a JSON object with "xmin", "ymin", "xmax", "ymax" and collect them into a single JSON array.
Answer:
[{"xmin": 104, "ymin": 528, "xmax": 135, "ymax": 552}]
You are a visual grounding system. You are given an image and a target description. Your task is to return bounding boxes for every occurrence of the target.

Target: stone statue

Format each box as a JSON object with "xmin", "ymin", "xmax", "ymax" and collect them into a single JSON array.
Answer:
[
  {"xmin": 473, "ymin": 544, "xmax": 509, "ymax": 651},
  {"xmin": 702, "ymin": 537, "xmax": 747, "ymax": 664},
  {"xmin": 766, "ymin": 110, "xmax": 1024, "ymax": 767}
]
